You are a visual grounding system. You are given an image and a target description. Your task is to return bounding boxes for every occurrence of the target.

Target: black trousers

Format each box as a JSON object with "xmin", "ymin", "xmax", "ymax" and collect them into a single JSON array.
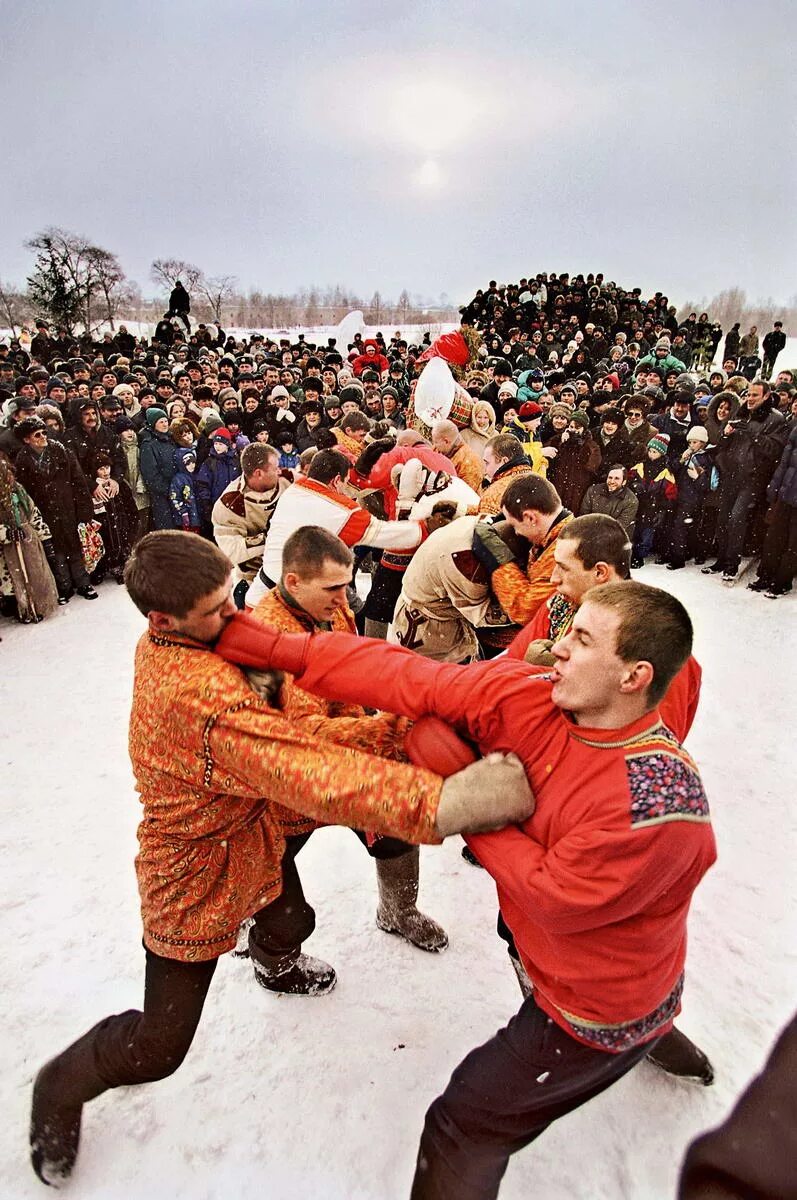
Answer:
[
  {"xmin": 757, "ymin": 501, "xmax": 797, "ymax": 590},
  {"xmin": 56, "ymin": 836, "xmax": 316, "ymax": 1104},
  {"xmin": 410, "ymin": 995, "xmax": 655, "ymax": 1200}
]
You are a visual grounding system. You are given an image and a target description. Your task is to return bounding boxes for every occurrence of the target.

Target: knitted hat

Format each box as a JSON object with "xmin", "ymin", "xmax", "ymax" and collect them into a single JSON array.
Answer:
[
  {"xmin": 497, "ymin": 380, "xmax": 518, "ymax": 398},
  {"xmin": 145, "ymin": 407, "xmax": 168, "ymax": 427},
  {"xmin": 686, "ymin": 425, "xmax": 709, "ymax": 443},
  {"xmin": 212, "ymin": 428, "xmax": 232, "ymax": 443},
  {"xmin": 46, "ymin": 377, "xmax": 66, "ymax": 395},
  {"xmin": 655, "ymin": 337, "xmax": 671, "ymax": 352},
  {"xmin": 269, "ymin": 385, "xmax": 290, "ymax": 401},
  {"xmin": 568, "ymin": 409, "xmax": 590, "ymax": 429},
  {"xmin": 560, "ymin": 381, "xmax": 578, "ymax": 399},
  {"xmin": 647, "ymin": 432, "xmax": 670, "ymax": 455},
  {"xmin": 200, "ymin": 411, "xmax": 225, "ymax": 435},
  {"xmin": 519, "ymin": 401, "xmax": 543, "ymax": 420}
]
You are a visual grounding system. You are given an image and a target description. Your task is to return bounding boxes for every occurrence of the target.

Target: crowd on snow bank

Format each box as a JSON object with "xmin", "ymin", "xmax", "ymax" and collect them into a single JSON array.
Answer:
[{"xmin": 0, "ymin": 269, "xmax": 794, "ymax": 632}]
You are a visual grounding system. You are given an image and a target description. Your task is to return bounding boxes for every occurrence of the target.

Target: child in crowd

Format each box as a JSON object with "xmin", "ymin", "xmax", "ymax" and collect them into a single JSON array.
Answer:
[
  {"xmin": 629, "ymin": 433, "xmax": 678, "ymax": 568},
  {"xmin": 169, "ymin": 447, "xmax": 201, "ymax": 534},
  {"xmin": 92, "ymin": 452, "xmax": 138, "ymax": 582}
]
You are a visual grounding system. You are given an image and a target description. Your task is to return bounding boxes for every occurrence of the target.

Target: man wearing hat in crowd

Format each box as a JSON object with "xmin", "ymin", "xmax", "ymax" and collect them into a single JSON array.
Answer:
[
  {"xmin": 65, "ymin": 399, "xmax": 125, "ymax": 494},
  {"xmin": 13, "ymin": 416, "xmax": 98, "ymax": 602},
  {"xmin": 636, "ymin": 336, "xmax": 687, "ymax": 377},
  {"xmin": 595, "ymin": 407, "xmax": 635, "ymax": 479},
  {"xmin": 546, "ymin": 407, "xmax": 602, "ymax": 514},
  {"xmin": 0, "ymin": 395, "xmax": 40, "ymax": 461},
  {"xmin": 139, "ymin": 408, "xmax": 178, "ymax": 530},
  {"xmin": 295, "ymin": 395, "xmax": 327, "ymax": 453},
  {"xmin": 651, "ymin": 390, "xmax": 695, "ymax": 467}
]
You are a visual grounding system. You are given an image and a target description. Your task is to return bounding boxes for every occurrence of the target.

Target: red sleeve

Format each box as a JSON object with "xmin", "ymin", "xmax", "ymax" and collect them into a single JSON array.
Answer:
[
  {"xmin": 659, "ymin": 656, "xmax": 702, "ymax": 741},
  {"xmin": 337, "ymin": 507, "xmax": 373, "ymax": 545},
  {"xmin": 506, "ymin": 604, "xmax": 553, "ymax": 660},
  {"xmin": 468, "ymin": 808, "xmax": 715, "ymax": 935}
]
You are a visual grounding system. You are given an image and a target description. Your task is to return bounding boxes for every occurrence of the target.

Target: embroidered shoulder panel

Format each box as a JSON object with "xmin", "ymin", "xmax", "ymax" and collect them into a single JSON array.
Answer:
[{"xmin": 625, "ymin": 737, "xmax": 710, "ymax": 829}]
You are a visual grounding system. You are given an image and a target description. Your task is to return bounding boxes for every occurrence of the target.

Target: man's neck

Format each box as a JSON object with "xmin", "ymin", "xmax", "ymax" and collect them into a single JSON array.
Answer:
[{"xmin": 570, "ymin": 696, "xmax": 654, "ymax": 730}]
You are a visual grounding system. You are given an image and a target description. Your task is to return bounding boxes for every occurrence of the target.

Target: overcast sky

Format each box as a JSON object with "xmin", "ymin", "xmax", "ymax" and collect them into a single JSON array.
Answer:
[{"xmin": 1, "ymin": 0, "xmax": 795, "ymax": 309}]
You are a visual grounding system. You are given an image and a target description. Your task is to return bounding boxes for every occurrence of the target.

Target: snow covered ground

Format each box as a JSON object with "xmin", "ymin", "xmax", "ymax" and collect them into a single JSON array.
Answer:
[{"xmin": 2, "ymin": 564, "xmax": 796, "ymax": 1200}]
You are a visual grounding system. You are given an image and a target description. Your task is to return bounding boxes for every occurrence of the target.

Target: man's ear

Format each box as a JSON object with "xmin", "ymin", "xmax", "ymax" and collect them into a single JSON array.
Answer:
[
  {"xmin": 149, "ymin": 610, "xmax": 177, "ymax": 633},
  {"xmin": 619, "ymin": 660, "xmax": 654, "ymax": 697}
]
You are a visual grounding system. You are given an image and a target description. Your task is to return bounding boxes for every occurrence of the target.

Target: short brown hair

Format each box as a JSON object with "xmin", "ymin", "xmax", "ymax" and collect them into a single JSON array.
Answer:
[
  {"xmin": 307, "ymin": 448, "xmax": 350, "ymax": 484},
  {"xmin": 340, "ymin": 412, "xmax": 371, "ymax": 434},
  {"xmin": 502, "ymin": 473, "xmax": 561, "ymax": 518},
  {"xmin": 282, "ymin": 526, "xmax": 353, "ymax": 580},
  {"xmin": 124, "ymin": 531, "xmax": 232, "ymax": 618},
  {"xmin": 485, "ymin": 432, "xmax": 523, "ymax": 463},
  {"xmin": 241, "ymin": 441, "xmax": 278, "ymax": 478},
  {"xmin": 584, "ymin": 580, "xmax": 693, "ymax": 707},
  {"xmin": 559, "ymin": 515, "xmax": 631, "ymax": 577}
]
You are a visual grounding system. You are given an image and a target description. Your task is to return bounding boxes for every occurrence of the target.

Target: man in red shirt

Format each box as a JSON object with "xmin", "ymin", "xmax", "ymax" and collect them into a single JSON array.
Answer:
[{"xmin": 217, "ymin": 579, "xmax": 717, "ymax": 1200}]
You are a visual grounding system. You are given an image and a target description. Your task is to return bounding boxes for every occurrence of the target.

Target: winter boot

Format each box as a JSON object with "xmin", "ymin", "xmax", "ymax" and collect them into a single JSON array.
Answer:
[
  {"xmin": 375, "ymin": 847, "xmax": 448, "ymax": 952},
  {"xmin": 645, "ymin": 1027, "xmax": 714, "ymax": 1085},
  {"xmin": 252, "ymin": 950, "xmax": 337, "ymax": 995},
  {"xmin": 231, "ymin": 917, "xmax": 254, "ymax": 958},
  {"xmin": 30, "ymin": 1025, "xmax": 109, "ymax": 1186}
]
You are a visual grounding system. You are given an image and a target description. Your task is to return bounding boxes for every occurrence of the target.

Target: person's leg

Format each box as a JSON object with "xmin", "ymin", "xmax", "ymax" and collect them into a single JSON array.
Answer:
[
  {"xmin": 30, "ymin": 951, "xmax": 218, "ymax": 1185},
  {"xmin": 247, "ymin": 832, "xmax": 336, "ymax": 995},
  {"xmin": 67, "ymin": 546, "xmax": 92, "ymax": 592},
  {"xmin": 49, "ymin": 547, "xmax": 73, "ymax": 598},
  {"xmin": 708, "ymin": 483, "xmax": 738, "ymax": 570},
  {"xmin": 723, "ymin": 486, "xmax": 754, "ymax": 575},
  {"xmin": 409, "ymin": 996, "xmax": 652, "ymax": 1200},
  {"xmin": 771, "ymin": 505, "xmax": 797, "ymax": 593},
  {"xmin": 363, "ymin": 836, "xmax": 448, "ymax": 952}
]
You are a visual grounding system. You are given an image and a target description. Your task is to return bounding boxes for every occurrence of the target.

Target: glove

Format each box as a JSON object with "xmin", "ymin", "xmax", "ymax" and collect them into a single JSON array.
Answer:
[
  {"xmin": 215, "ymin": 611, "xmax": 310, "ymax": 675},
  {"xmin": 245, "ymin": 668, "xmax": 285, "ymax": 705},
  {"xmin": 435, "ymin": 752, "xmax": 535, "ymax": 837},
  {"xmin": 522, "ymin": 638, "xmax": 557, "ymax": 667},
  {"xmin": 471, "ymin": 522, "xmax": 516, "ymax": 574}
]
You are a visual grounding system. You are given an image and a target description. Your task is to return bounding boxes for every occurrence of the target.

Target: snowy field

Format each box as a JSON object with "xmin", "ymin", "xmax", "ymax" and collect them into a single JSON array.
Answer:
[{"xmin": 2, "ymin": 565, "xmax": 796, "ymax": 1200}]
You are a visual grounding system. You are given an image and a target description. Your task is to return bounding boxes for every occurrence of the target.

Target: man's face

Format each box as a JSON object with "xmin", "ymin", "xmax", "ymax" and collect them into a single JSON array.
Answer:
[
  {"xmin": 81, "ymin": 407, "xmax": 99, "ymax": 431},
  {"xmin": 48, "ymin": 385, "xmax": 66, "ymax": 405},
  {"xmin": 550, "ymin": 538, "xmax": 607, "ymax": 605},
  {"xmin": 247, "ymin": 455, "xmax": 280, "ymax": 492},
  {"xmin": 672, "ymin": 400, "xmax": 690, "ymax": 420},
  {"xmin": 482, "ymin": 445, "xmax": 504, "ymax": 481},
  {"xmin": 776, "ymin": 371, "xmax": 792, "ymax": 388},
  {"xmin": 606, "ymin": 468, "xmax": 625, "ymax": 492},
  {"xmin": 177, "ymin": 377, "xmax": 192, "ymax": 395},
  {"xmin": 344, "ymin": 424, "xmax": 367, "ymax": 445},
  {"xmin": 575, "ymin": 380, "xmax": 589, "ymax": 396},
  {"xmin": 284, "ymin": 557, "xmax": 353, "ymax": 623},
  {"xmin": 746, "ymin": 384, "xmax": 766, "ymax": 411},
  {"xmin": 602, "ymin": 420, "xmax": 619, "ymax": 437},
  {"xmin": 626, "ymin": 409, "xmax": 644, "ymax": 428},
  {"xmin": 550, "ymin": 600, "xmax": 630, "ymax": 718},
  {"xmin": 23, "ymin": 428, "xmax": 48, "ymax": 451},
  {"xmin": 166, "ymin": 577, "xmax": 237, "ymax": 644}
]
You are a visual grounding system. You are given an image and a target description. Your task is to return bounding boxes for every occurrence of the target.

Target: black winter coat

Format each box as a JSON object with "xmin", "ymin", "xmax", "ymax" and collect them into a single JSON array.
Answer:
[
  {"xmin": 14, "ymin": 440, "xmax": 94, "ymax": 560},
  {"xmin": 65, "ymin": 421, "xmax": 126, "ymax": 482},
  {"xmin": 716, "ymin": 400, "xmax": 790, "ymax": 494},
  {"xmin": 766, "ymin": 423, "xmax": 797, "ymax": 508}
]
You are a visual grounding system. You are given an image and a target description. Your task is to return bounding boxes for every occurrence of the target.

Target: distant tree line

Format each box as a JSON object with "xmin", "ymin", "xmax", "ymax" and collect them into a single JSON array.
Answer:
[{"xmin": 0, "ymin": 228, "xmax": 457, "ymax": 335}]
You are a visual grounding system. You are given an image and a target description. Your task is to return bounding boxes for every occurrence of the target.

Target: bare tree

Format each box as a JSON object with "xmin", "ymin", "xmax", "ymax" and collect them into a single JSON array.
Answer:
[
  {"xmin": 150, "ymin": 258, "xmax": 205, "ymax": 296},
  {"xmin": 25, "ymin": 227, "xmax": 126, "ymax": 334},
  {"xmin": 198, "ymin": 274, "xmax": 237, "ymax": 325}
]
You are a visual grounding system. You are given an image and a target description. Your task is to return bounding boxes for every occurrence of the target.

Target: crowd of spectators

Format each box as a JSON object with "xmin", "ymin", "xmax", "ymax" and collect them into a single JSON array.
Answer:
[{"xmin": 1, "ymin": 270, "xmax": 794, "ymax": 630}]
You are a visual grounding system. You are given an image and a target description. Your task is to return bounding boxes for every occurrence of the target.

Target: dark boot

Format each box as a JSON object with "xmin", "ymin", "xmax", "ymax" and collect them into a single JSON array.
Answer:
[
  {"xmin": 461, "ymin": 845, "xmax": 484, "ymax": 868},
  {"xmin": 376, "ymin": 848, "xmax": 448, "ymax": 952},
  {"xmin": 646, "ymin": 1027, "xmax": 714, "ymax": 1085},
  {"xmin": 30, "ymin": 1025, "xmax": 108, "ymax": 1186},
  {"xmin": 252, "ymin": 950, "xmax": 336, "ymax": 995}
]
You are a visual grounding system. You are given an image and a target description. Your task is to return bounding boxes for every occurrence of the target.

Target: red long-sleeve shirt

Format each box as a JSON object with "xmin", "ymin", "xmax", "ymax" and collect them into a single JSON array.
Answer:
[{"xmin": 216, "ymin": 620, "xmax": 716, "ymax": 1051}]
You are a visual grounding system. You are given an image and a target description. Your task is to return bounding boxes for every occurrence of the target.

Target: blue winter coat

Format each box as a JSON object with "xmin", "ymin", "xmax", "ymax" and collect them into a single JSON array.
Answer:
[
  {"xmin": 767, "ymin": 423, "xmax": 797, "ymax": 509},
  {"xmin": 169, "ymin": 448, "xmax": 201, "ymax": 527},
  {"xmin": 195, "ymin": 447, "xmax": 241, "ymax": 521}
]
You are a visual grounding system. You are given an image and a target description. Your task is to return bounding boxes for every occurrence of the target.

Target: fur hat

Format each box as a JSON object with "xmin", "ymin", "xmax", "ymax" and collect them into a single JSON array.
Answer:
[
  {"xmin": 14, "ymin": 415, "xmax": 47, "ymax": 441},
  {"xmin": 600, "ymin": 408, "xmax": 624, "ymax": 426}
]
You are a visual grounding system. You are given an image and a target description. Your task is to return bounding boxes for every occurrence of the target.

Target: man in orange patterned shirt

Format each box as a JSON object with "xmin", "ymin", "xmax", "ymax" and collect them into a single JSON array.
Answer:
[
  {"xmin": 248, "ymin": 526, "xmax": 448, "ymax": 964},
  {"xmin": 29, "ymin": 531, "xmax": 533, "ymax": 1188}
]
